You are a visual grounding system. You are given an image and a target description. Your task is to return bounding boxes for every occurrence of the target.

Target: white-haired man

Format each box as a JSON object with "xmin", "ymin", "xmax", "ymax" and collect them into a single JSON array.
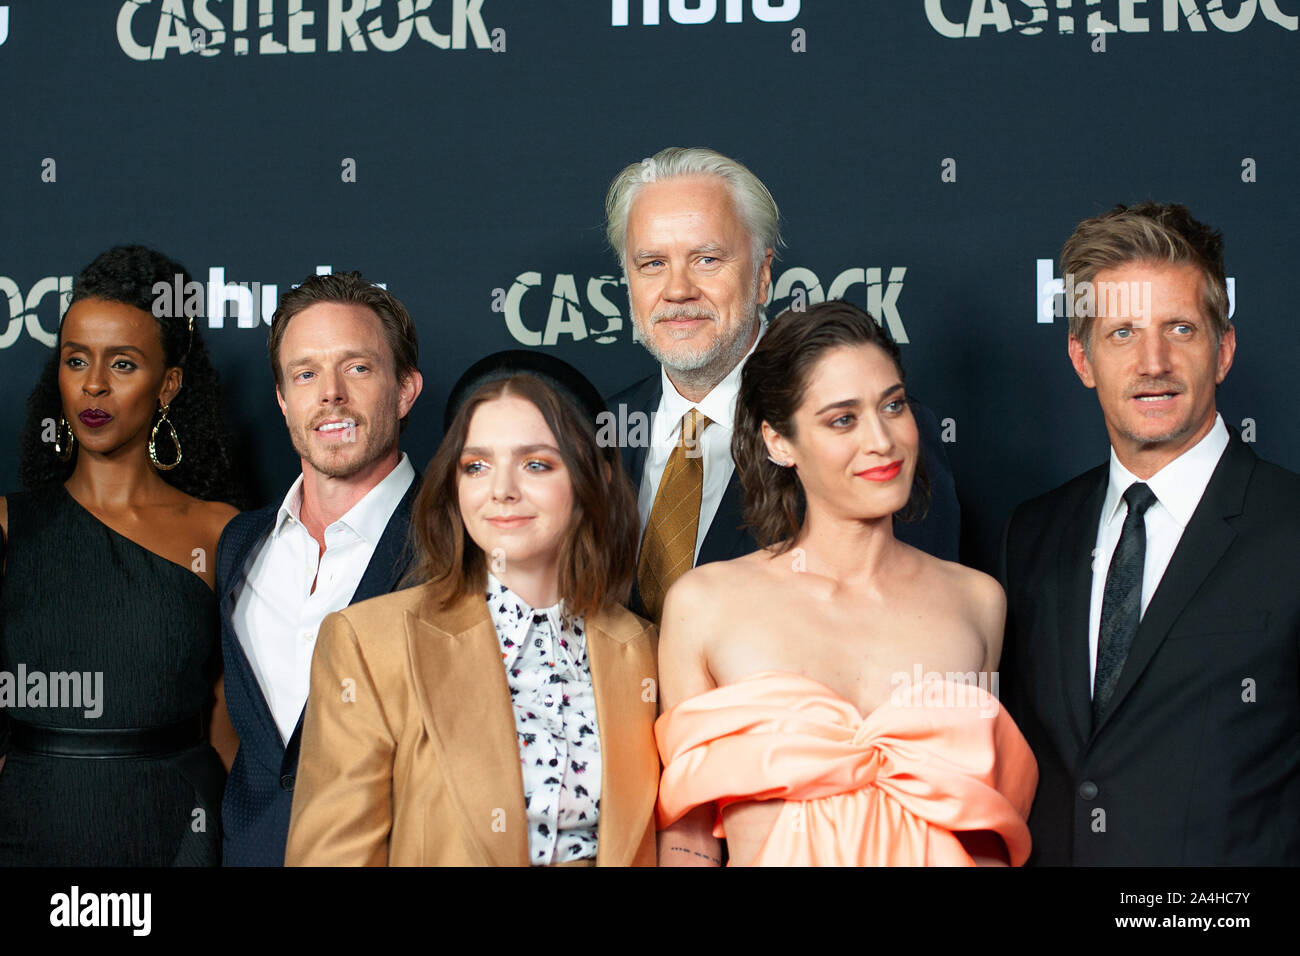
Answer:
[{"xmin": 604, "ymin": 146, "xmax": 959, "ymax": 623}]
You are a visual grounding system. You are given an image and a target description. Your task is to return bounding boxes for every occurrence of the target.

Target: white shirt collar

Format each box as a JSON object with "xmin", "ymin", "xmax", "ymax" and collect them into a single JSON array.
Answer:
[
  {"xmin": 273, "ymin": 452, "xmax": 415, "ymax": 543},
  {"xmin": 653, "ymin": 323, "xmax": 764, "ymax": 444},
  {"xmin": 1102, "ymin": 414, "xmax": 1230, "ymax": 529},
  {"xmin": 485, "ymin": 571, "xmax": 584, "ymax": 673}
]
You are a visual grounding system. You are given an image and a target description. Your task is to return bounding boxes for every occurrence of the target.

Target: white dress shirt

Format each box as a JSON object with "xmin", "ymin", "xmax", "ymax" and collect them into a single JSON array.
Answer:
[
  {"xmin": 638, "ymin": 330, "xmax": 763, "ymax": 561},
  {"xmin": 231, "ymin": 453, "xmax": 415, "ymax": 743},
  {"xmin": 485, "ymin": 573, "xmax": 601, "ymax": 865},
  {"xmin": 1087, "ymin": 415, "xmax": 1229, "ymax": 695}
]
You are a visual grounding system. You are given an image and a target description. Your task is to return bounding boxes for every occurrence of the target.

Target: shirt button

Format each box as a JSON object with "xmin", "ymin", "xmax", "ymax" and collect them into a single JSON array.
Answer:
[
  {"xmin": 300, "ymin": 631, "xmax": 314, "ymax": 642},
  {"xmin": 1078, "ymin": 781, "xmax": 1099, "ymax": 800}
]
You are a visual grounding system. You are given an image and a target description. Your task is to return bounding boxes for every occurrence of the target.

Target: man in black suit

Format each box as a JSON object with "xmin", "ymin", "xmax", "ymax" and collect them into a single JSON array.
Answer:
[
  {"xmin": 1001, "ymin": 202, "xmax": 1300, "ymax": 865},
  {"xmin": 603, "ymin": 147, "xmax": 960, "ymax": 622},
  {"xmin": 217, "ymin": 272, "xmax": 422, "ymax": 866}
]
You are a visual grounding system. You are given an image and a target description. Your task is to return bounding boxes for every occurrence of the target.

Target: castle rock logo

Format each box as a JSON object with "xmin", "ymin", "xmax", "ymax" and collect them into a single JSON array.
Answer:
[
  {"xmin": 117, "ymin": 0, "xmax": 500, "ymax": 60},
  {"xmin": 925, "ymin": 0, "xmax": 1296, "ymax": 37}
]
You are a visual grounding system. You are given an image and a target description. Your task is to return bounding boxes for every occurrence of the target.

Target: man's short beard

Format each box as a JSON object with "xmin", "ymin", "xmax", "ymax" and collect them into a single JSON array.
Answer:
[
  {"xmin": 631, "ymin": 269, "xmax": 764, "ymax": 391},
  {"xmin": 290, "ymin": 403, "xmax": 400, "ymax": 480},
  {"xmin": 1115, "ymin": 419, "xmax": 1197, "ymax": 449}
]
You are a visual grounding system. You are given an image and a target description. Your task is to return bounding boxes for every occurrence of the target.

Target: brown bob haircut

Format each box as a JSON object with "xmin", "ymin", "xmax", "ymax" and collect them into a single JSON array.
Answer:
[
  {"xmin": 733, "ymin": 299, "xmax": 930, "ymax": 553},
  {"xmin": 406, "ymin": 374, "xmax": 639, "ymax": 618},
  {"xmin": 268, "ymin": 271, "xmax": 420, "ymax": 431}
]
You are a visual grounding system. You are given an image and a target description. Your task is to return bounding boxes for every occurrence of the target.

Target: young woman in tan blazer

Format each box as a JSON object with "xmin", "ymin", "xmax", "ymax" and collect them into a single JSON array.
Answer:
[{"xmin": 285, "ymin": 353, "xmax": 658, "ymax": 866}]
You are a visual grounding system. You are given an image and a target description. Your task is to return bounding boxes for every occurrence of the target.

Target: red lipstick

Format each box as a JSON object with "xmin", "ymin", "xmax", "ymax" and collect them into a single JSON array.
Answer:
[{"xmin": 856, "ymin": 460, "xmax": 902, "ymax": 482}]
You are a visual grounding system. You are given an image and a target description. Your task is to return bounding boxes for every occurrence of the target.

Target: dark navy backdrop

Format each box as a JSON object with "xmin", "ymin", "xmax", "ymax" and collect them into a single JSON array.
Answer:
[{"xmin": 2, "ymin": 1, "xmax": 1296, "ymax": 573}]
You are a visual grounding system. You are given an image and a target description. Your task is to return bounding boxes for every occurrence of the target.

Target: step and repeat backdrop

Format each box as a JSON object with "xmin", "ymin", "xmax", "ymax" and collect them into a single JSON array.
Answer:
[{"xmin": 1, "ymin": 1, "xmax": 1296, "ymax": 570}]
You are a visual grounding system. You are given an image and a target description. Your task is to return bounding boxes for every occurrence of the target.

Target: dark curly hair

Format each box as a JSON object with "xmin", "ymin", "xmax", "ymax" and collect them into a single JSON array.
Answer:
[
  {"xmin": 733, "ymin": 299, "xmax": 930, "ymax": 553},
  {"xmin": 17, "ymin": 245, "xmax": 248, "ymax": 507}
]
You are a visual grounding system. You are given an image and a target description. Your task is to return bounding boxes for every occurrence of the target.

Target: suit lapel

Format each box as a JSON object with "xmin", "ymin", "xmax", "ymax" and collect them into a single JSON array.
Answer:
[
  {"xmin": 608, "ymin": 373, "xmax": 659, "ymax": 489},
  {"xmin": 698, "ymin": 469, "xmax": 751, "ymax": 565},
  {"xmin": 588, "ymin": 609, "xmax": 656, "ymax": 867},
  {"xmin": 219, "ymin": 510, "xmax": 282, "ymax": 756},
  {"xmin": 1058, "ymin": 468, "xmax": 1107, "ymax": 748},
  {"xmin": 1092, "ymin": 434, "xmax": 1252, "ymax": 736},
  {"xmin": 614, "ymin": 374, "xmax": 662, "ymax": 618},
  {"xmin": 405, "ymin": 591, "xmax": 530, "ymax": 866},
  {"xmin": 350, "ymin": 474, "xmax": 420, "ymax": 604}
]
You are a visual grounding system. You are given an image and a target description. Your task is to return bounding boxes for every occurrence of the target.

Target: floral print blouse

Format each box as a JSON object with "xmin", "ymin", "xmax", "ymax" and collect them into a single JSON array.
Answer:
[{"xmin": 486, "ymin": 573, "xmax": 601, "ymax": 865}]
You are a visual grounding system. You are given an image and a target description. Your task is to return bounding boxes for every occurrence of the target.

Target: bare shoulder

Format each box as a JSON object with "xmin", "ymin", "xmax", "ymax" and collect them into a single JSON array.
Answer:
[
  {"xmin": 203, "ymin": 499, "xmax": 241, "ymax": 538},
  {"xmin": 906, "ymin": 547, "xmax": 1003, "ymax": 605},
  {"xmin": 173, "ymin": 492, "xmax": 239, "ymax": 550},
  {"xmin": 659, "ymin": 564, "xmax": 725, "ymax": 645},
  {"xmin": 661, "ymin": 551, "xmax": 776, "ymax": 631},
  {"xmin": 904, "ymin": 545, "xmax": 1004, "ymax": 631},
  {"xmin": 951, "ymin": 562, "xmax": 1005, "ymax": 616},
  {"xmin": 921, "ymin": 553, "xmax": 1006, "ymax": 664}
]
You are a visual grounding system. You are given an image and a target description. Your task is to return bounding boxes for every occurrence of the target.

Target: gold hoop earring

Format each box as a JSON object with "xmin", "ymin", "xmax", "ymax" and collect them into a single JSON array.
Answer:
[
  {"xmin": 55, "ymin": 416, "xmax": 76, "ymax": 462},
  {"xmin": 149, "ymin": 403, "xmax": 182, "ymax": 471}
]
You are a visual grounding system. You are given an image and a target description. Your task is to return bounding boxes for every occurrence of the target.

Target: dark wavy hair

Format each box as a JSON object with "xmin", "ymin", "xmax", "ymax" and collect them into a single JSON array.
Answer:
[
  {"xmin": 17, "ymin": 245, "xmax": 247, "ymax": 506},
  {"xmin": 733, "ymin": 299, "xmax": 930, "ymax": 553},
  {"xmin": 407, "ymin": 374, "xmax": 639, "ymax": 619}
]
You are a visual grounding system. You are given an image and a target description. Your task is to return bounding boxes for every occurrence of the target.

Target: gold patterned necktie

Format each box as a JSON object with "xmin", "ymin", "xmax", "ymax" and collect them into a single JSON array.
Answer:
[{"xmin": 637, "ymin": 408, "xmax": 711, "ymax": 625}]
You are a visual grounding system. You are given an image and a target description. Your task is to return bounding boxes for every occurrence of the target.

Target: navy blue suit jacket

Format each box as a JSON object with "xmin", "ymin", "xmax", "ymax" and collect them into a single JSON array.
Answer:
[
  {"xmin": 606, "ymin": 372, "xmax": 960, "ymax": 616},
  {"xmin": 217, "ymin": 474, "xmax": 419, "ymax": 866}
]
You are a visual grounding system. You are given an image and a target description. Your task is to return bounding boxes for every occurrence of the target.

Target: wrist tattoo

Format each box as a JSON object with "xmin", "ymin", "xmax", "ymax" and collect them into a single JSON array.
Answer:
[{"xmin": 668, "ymin": 845, "xmax": 721, "ymax": 864}]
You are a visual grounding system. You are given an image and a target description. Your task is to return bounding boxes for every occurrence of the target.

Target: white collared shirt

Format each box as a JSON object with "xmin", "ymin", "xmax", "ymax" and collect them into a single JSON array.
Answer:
[
  {"xmin": 231, "ymin": 453, "xmax": 415, "ymax": 743},
  {"xmin": 485, "ymin": 573, "xmax": 601, "ymax": 865},
  {"xmin": 638, "ymin": 329, "xmax": 762, "ymax": 561},
  {"xmin": 1088, "ymin": 415, "xmax": 1230, "ymax": 695}
]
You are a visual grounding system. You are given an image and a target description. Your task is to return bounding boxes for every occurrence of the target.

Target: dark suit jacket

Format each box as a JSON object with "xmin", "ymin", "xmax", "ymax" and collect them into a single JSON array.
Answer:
[
  {"xmin": 1000, "ymin": 430, "xmax": 1300, "ymax": 865},
  {"xmin": 606, "ymin": 372, "xmax": 961, "ymax": 614},
  {"xmin": 217, "ymin": 474, "xmax": 419, "ymax": 866}
]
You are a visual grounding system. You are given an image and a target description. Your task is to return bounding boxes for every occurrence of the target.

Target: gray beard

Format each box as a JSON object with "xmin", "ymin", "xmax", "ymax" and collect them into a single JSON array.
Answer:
[
  {"xmin": 651, "ymin": 316, "xmax": 759, "ymax": 396},
  {"xmin": 632, "ymin": 284, "xmax": 764, "ymax": 396}
]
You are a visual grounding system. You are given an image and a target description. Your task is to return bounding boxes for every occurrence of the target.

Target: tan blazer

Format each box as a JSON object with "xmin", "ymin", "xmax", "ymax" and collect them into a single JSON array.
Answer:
[{"xmin": 284, "ymin": 582, "xmax": 660, "ymax": 866}]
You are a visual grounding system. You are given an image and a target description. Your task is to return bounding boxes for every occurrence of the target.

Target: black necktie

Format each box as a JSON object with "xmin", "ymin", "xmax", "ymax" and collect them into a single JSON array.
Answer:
[{"xmin": 1093, "ymin": 482, "xmax": 1158, "ymax": 725}]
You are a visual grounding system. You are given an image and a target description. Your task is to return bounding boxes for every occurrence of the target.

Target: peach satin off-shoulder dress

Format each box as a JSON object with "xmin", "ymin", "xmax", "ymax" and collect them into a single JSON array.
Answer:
[{"xmin": 655, "ymin": 672, "xmax": 1038, "ymax": 866}]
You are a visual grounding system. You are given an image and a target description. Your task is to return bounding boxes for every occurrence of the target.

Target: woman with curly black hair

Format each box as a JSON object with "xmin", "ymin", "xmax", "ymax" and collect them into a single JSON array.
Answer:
[{"xmin": 0, "ymin": 244, "xmax": 244, "ymax": 865}]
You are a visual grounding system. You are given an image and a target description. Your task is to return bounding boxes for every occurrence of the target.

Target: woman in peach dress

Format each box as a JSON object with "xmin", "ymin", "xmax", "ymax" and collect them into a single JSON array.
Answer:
[{"xmin": 655, "ymin": 300, "xmax": 1038, "ymax": 867}]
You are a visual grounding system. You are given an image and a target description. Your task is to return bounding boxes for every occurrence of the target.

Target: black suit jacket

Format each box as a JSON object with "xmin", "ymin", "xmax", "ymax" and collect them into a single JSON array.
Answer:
[
  {"xmin": 1000, "ymin": 431, "xmax": 1300, "ymax": 865},
  {"xmin": 606, "ymin": 372, "xmax": 961, "ymax": 615},
  {"xmin": 217, "ymin": 473, "xmax": 419, "ymax": 866}
]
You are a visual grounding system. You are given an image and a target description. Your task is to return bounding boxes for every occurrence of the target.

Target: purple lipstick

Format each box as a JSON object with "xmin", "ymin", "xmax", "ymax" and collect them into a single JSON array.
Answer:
[{"xmin": 78, "ymin": 408, "xmax": 112, "ymax": 428}]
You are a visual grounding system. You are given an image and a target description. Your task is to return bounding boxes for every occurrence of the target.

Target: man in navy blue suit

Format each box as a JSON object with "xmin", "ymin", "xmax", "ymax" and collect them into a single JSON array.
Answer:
[
  {"xmin": 602, "ymin": 147, "xmax": 960, "ymax": 622},
  {"xmin": 217, "ymin": 271, "xmax": 423, "ymax": 866}
]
